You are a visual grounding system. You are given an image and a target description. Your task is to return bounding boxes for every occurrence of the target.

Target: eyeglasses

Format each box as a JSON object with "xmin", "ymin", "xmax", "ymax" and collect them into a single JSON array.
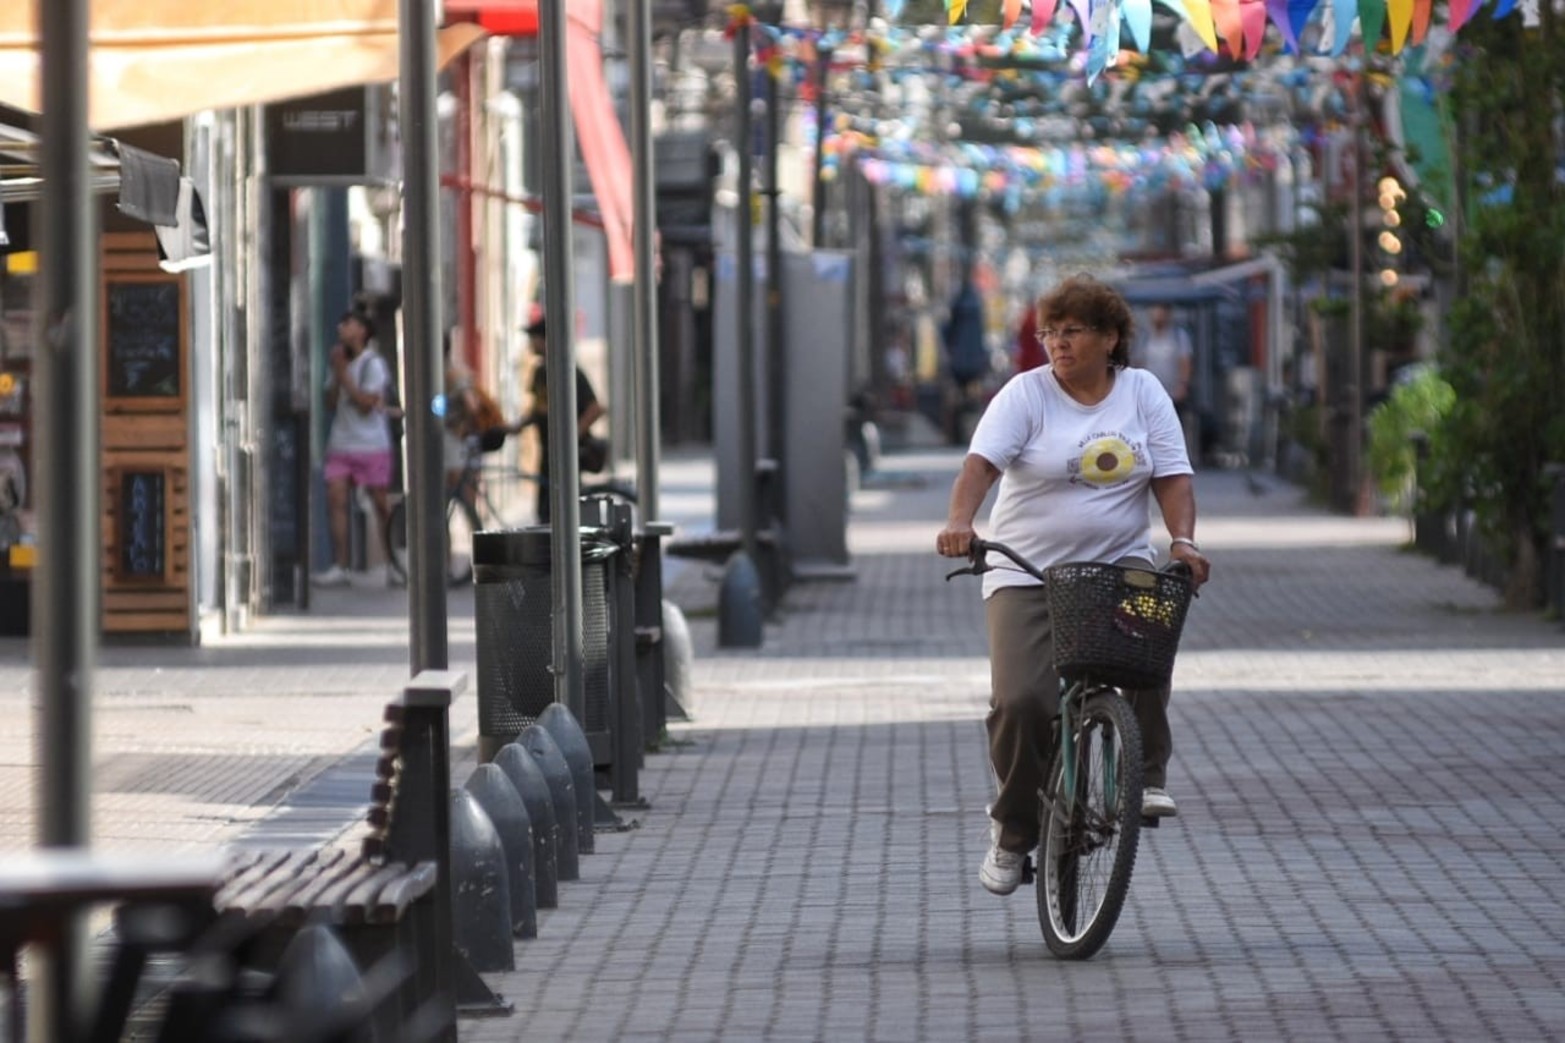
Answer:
[{"xmin": 1037, "ymin": 324, "xmax": 1097, "ymax": 343}]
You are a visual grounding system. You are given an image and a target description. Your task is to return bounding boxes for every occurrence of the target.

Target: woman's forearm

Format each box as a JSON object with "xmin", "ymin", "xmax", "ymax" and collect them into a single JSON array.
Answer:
[{"xmin": 947, "ymin": 454, "xmax": 1001, "ymax": 530}]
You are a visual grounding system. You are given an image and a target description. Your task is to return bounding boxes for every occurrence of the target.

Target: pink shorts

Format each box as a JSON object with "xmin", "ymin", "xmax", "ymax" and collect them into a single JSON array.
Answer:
[{"xmin": 324, "ymin": 450, "xmax": 392, "ymax": 489}]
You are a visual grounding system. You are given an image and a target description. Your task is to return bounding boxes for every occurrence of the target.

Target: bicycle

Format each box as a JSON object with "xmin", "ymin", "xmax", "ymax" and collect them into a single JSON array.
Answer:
[
  {"xmin": 946, "ymin": 538, "xmax": 1196, "ymax": 959},
  {"xmin": 384, "ymin": 435, "xmax": 635, "ymax": 587}
]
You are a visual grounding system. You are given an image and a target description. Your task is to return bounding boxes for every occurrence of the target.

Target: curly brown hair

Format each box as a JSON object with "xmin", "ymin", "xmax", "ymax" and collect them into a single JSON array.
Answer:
[{"xmin": 1035, "ymin": 275, "xmax": 1134, "ymax": 367}]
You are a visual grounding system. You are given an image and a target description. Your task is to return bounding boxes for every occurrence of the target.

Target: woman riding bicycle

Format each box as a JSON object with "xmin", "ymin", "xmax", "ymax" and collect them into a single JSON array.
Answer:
[{"xmin": 934, "ymin": 275, "xmax": 1211, "ymax": 897}]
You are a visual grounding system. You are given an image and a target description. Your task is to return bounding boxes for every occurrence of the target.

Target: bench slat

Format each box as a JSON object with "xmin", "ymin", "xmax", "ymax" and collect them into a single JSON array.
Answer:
[
  {"xmin": 218, "ymin": 850, "xmax": 334, "ymax": 919},
  {"xmin": 368, "ymin": 861, "xmax": 439, "ymax": 924},
  {"xmin": 277, "ymin": 850, "xmax": 370, "ymax": 925},
  {"xmin": 336, "ymin": 864, "xmax": 409, "ymax": 926},
  {"xmin": 212, "ymin": 849, "xmax": 299, "ymax": 909}
]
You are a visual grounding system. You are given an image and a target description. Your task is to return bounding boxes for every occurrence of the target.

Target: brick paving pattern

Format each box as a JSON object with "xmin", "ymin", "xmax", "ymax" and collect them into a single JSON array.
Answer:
[
  {"xmin": 3, "ymin": 449, "xmax": 1563, "ymax": 1040},
  {"xmin": 471, "ymin": 452, "xmax": 1565, "ymax": 1042}
]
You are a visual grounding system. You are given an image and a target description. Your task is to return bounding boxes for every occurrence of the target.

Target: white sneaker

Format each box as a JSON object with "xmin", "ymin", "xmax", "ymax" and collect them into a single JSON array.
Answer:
[
  {"xmin": 1142, "ymin": 787, "xmax": 1178, "ymax": 818},
  {"xmin": 980, "ymin": 842, "xmax": 1026, "ymax": 895},
  {"xmin": 311, "ymin": 565, "xmax": 350, "ymax": 588}
]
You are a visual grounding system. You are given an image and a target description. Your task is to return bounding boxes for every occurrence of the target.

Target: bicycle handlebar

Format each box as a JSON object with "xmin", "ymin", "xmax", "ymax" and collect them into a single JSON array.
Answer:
[{"xmin": 944, "ymin": 537, "xmax": 1196, "ymax": 590}]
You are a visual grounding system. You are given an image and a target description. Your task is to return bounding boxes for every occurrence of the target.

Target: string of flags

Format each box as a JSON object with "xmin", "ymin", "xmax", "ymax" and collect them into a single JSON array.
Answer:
[{"xmin": 722, "ymin": 0, "xmax": 1510, "ymax": 85}]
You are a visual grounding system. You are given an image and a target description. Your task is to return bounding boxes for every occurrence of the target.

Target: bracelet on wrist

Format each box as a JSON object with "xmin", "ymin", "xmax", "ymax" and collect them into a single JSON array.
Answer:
[{"xmin": 1170, "ymin": 537, "xmax": 1200, "ymax": 552}]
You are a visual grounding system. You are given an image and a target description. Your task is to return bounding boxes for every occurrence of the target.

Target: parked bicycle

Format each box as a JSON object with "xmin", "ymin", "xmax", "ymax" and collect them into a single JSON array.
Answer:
[
  {"xmin": 384, "ymin": 436, "xmax": 635, "ymax": 587},
  {"xmin": 947, "ymin": 538, "xmax": 1196, "ymax": 959}
]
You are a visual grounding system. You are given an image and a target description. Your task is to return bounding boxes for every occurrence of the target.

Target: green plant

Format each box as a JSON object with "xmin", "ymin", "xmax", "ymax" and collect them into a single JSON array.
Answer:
[
  {"xmin": 1431, "ymin": 9, "xmax": 1565, "ymax": 607},
  {"xmin": 1367, "ymin": 366, "xmax": 1455, "ymax": 513}
]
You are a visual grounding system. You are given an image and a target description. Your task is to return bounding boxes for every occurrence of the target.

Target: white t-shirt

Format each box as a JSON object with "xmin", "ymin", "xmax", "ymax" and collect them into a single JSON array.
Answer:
[
  {"xmin": 1135, "ymin": 326, "xmax": 1193, "ymax": 398},
  {"xmin": 967, "ymin": 365, "xmax": 1192, "ymax": 598},
  {"xmin": 325, "ymin": 348, "xmax": 392, "ymax": 454}
]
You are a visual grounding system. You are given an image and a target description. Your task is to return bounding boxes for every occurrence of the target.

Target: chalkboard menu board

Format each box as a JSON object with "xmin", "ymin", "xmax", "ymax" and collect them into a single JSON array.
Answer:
[
  {"xmin": 106, "ymin": 279, "xmax": 181, "ymax": 400},
  {"xmin": 119, "ymin": 470, "xmax": 166, "ymax": 580}
]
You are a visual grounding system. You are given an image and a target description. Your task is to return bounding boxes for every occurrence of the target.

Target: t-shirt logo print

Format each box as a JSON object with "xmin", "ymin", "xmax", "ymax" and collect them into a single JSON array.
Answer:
[{"xmin": 1068, "ymin": 434, "xmax": 1144, "ymax": 487}]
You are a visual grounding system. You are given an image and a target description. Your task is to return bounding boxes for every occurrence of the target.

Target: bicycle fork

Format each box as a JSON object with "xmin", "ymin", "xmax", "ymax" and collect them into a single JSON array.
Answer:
[{"xmin": 1057, "ymin": 682, "xmax": 1120, "ymax": 818}]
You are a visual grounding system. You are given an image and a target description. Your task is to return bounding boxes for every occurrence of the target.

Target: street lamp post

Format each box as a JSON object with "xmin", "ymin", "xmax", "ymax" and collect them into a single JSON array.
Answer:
[{"xmin": 33, "ymin": 0, "xmax": 98, "ymax": 1034}]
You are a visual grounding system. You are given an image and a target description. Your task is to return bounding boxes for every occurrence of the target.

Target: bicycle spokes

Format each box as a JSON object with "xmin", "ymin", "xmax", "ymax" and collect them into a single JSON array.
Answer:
[{"xmin": 1038, "ymin": 690, "xmax": 1144, "ymax": 960}]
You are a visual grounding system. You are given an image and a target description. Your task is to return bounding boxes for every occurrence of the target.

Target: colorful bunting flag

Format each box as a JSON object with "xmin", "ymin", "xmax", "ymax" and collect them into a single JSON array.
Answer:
[{"xmin": 1387, "ymin": 0, "xmax": 1413, "ymax": 50}]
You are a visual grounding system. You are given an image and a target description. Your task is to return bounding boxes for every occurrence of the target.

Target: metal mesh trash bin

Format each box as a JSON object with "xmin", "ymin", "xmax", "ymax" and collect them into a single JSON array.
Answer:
[{"xmin": 474, "ymin": 527, "xmax": 617, "ymax": 763}]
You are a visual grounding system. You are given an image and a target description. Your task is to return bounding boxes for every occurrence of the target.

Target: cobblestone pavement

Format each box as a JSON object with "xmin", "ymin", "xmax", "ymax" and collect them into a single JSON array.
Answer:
[
  {"xmin": 471, "ymin": 451, "xmax": 1565, "ymax": 1043},
  {"xmin": 4, "ymin": 449, "xmax": 1564, "ymax": 1041}
]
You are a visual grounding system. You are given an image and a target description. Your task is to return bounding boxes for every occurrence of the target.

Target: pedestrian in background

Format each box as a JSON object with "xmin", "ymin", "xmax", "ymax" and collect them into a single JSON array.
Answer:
[
  {"xmin": 1013, "ymin": 301, "xmax": 1047, "ymax": 374},
  {"xmin": 508, "ymin": 312, "xmax": 606, "ymax": 524},
  {"xmin": 1132, "ymin": 303, "xmax": 1194, "ymax": 416},
  {"xmin": 313, "ymin": 309, "xmax": 394, "ymax": 588},
  {"xmin": 942, "ymin": 279, "xmax": 990, "ymax": 443}
]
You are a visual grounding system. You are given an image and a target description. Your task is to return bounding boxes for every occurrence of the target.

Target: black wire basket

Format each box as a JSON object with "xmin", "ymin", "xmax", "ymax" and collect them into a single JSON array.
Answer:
[{"xmin": 1046, "ymin": 561, "xmax": 1195, "ymax": 690}]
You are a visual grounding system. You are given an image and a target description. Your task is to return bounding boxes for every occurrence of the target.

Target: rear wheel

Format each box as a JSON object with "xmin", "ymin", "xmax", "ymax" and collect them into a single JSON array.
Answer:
[
  {"xmin": 1037, "ymin": 688, "xmax": 1143, "ymax": 960},
  {"xmin": 383, "ymin": 494, "xmax": 483, "ymax": 587},
  {"xmin": 385, "ymin": 500, "xmax": 408, "ymax": 586}
]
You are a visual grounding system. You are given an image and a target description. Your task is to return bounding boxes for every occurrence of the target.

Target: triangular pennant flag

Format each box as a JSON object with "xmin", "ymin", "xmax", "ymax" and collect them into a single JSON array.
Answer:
[
  {"xmin": 1287, "ymin": 0, "xmax": 1316, "ymax": 44},
  {"xmin": 1031, "ymin": 0, "xmax": 1060, "ymax": 31},
  {"xmin": 1411, "ymin": 0, "xmax": 1433, "ymax": 40},
  {"xmin": 1239, "ymin": 0, "xmax": 1267, "ymax": 57},
  {"xmin": 1264, "ymin": 0, "xmax": 1302, "ymax": 51},
  {"xmin": 1209, "ymin": 0, "xmax": 1245, "ymax": 57},
  {"xmin": 1158, "ymin": 0, "xmax": 1220, "ymax": 52},
  {"xmin": 1003, "ymin": 0, "xmax": 1024, "ymax": 27},
  {"xmin": 1491, "ymin": 0, "xmax": 1516, "ymax": 17},
  {"xmin": 1122, "ymin": 0, "xmax": 1154, "ymax": 49},
  {"xmin": 1068, "ymin": 0, "xmax": 1094, "ymax": 34},
  {"xmin": 1329, "ymin": 0, "xmax": 1357, "ymax": 53},
  {"xmin": 1086, "ymin": 0, "xmax": 1122, "ymax": 81},
  {"xmin": 1359, "ymin": 0, "xmax": 1386, "ymax": 49},
  {"xmin": 1447, "ymin": 0, "xmax": 1478, "ymax": 30},
  {"xmin": 1387, "ymin": 0, "xmax": 1414, "ymax": 50},
  {"xmin": 948, "ymin": 0, "xmax": 969, "ymax": 24}
]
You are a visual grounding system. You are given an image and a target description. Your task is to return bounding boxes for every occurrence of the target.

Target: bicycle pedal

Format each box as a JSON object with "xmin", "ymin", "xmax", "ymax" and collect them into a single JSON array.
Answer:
[{"xmin": 1021, "ymin": 856, "xmax": 1036, "ymax": 885}]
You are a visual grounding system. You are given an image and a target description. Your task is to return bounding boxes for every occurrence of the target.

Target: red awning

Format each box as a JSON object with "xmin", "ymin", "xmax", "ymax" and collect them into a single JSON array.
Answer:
[
  {"xmin": 445, "ymin": 0, "xmax": 632, "ymax": 280},
  {"xmin": 443, "ymin": 0, "xmax": 539, "ymax": 35}
]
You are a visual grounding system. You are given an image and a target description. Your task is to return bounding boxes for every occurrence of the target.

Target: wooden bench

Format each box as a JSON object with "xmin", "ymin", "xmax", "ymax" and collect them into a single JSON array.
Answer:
[{"xmin": 210, "ymin": 670, "xmax": 473, "ymax": 1040}]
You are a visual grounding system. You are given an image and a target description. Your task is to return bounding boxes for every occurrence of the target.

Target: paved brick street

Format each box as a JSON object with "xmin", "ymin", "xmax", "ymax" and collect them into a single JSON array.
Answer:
[{"xmin": 4, "ymin": 448, "xmax": 1564, "ymax": 1040}]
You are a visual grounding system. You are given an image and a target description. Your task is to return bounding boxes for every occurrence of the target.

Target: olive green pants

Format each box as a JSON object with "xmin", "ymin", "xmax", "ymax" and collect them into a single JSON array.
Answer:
[{"xmin": 984, "ymin": 571, "xmax": 1172, "ymax": 854}]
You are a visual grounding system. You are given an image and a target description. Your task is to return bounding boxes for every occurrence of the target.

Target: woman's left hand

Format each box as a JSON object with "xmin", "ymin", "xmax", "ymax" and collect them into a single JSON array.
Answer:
[{"xmin": 1170, "ymin": 541, "xmax": 1210, "ymax": 588}]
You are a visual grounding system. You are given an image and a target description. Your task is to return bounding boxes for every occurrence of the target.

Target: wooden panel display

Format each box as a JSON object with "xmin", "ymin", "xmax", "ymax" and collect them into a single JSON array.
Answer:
[
  {"xmin": 102, "ymin": 458, "xmax": 191, "ymax": 634},
  {"xmin": 102, "ymin": 274, "xmax": 186, "ymax": 413}
]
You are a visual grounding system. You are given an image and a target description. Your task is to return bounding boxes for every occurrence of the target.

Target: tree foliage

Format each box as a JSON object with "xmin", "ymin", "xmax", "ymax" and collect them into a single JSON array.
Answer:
[{"xmin": 1427, "ymin": 10, "xmax": 1565, "ymax": 607}]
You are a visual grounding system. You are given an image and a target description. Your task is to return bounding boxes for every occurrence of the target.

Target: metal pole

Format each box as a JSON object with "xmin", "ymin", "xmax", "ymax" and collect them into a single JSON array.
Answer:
[
  {"xmin": 538, "ymin": 0, "xmax": 586, "ymax": 716},
  {"xmin": 764, "ymin": 60, "xmax": 785, "ymax": 526},
  {"xmin": 627, "ymin": 0, "xmax": 662, "ymax": 524},
  {"xmin": 399, "ymin": 0, "xmax": 448, "ymax": 674},
  {"xmin": 734, "ymin": 19, "xmax": 758, "ymax": 562},
  {"xmin": 33, "ymin": 0, "xmax": 97, "ymax": 1035},
  {"xmin": 811, "ymin": 43, "xmax": 831, "ymax": 249},
  {"xmin": 1347, "ymin": 76, "xmax": 1366, "ymax": 515}
]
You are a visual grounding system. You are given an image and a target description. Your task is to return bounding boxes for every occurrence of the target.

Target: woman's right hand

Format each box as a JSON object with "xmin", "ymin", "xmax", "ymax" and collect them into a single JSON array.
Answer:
[{"xmin": 935, "ymin": 524, "xmax": 976, "ymax": 558}]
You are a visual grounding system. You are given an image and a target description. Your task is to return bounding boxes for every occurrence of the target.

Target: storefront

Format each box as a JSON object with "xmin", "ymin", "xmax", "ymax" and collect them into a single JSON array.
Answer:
[{"xmin": 0, "ymin": 112, "xmax": 209, "ymax": 639}]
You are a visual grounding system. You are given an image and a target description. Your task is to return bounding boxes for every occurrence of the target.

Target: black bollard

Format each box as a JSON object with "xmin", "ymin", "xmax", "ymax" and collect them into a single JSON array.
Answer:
[
  {"xmin": 274, "ymin": 925, "xmax": 374, "ymax": 1043},
  {"xmin": 448, "ymin": 788, "xmax": 514, "ymax": 972},
  {"xmin": 493, "ymin": 743, "xmax": 559, "ymax": 909},
  {"xmin": 518, "ymin": 725, "xmax": 579, "ymax": 882},
  {"xmin": 537, "ymin": 702, "xmax": 595, "ymax": 855},
  {"xmin": 718, "ymin": 550, "xmax": 764, "ymax": 647},
  {"xmin": 464, "ymin": 764, "xmax": 537, "ymax": 940}
]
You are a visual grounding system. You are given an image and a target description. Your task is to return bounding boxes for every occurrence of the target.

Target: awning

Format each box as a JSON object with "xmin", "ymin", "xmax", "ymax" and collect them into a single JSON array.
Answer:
[
  {"xmin": 0, "ymin": 1, "xmax": 485, "ymax": 131},
  {"xmin": 445, "ymin": 0, "xmax": 632, "ymax": 280}
]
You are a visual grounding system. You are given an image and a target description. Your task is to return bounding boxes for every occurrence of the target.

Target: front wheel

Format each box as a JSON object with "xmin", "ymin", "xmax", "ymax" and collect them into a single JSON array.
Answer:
[{"xmin": 1037, "ymin": 688, "xmax": 1144, "ymax": 960}]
